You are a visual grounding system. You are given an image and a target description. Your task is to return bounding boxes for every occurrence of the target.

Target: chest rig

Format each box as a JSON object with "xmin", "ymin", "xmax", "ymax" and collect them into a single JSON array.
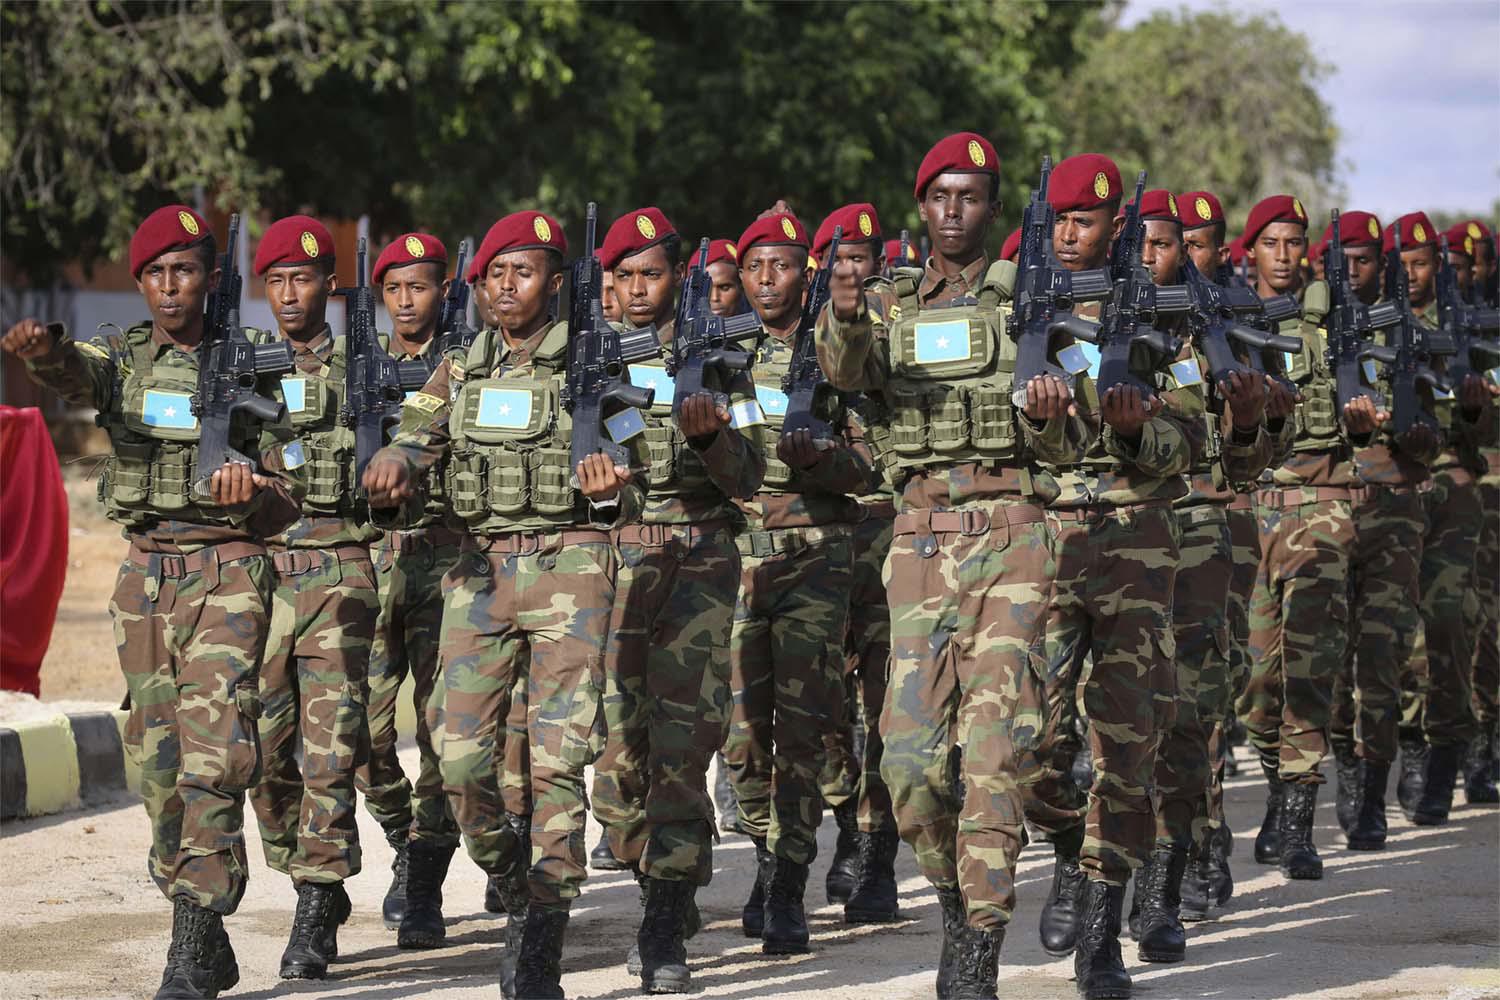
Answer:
[{"xmin": 251, "ymin": 330, "xmax": 359, "ymax": 515}]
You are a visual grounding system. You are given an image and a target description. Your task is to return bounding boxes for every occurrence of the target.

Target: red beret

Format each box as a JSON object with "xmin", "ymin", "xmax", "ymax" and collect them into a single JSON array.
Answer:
[
  {"xmin": 130, "ymin": 205, "xmax": 212, "ymax": 279},
  {"xmin": 1178, "ymin": 191, "xmax": 1224, "ymax": 231},
  {"xmin": 1227, "ymin": 236, "xmax": 1247, "ymax": 265},
  {"xmin": 737, "ymin": 212, "xmax": 810, "ymax": 258},
  {"xmin": 1457, "ymin": 219, "xmax": 1494, "ymax": 247},
  {"xmin": 1444, "ymin": 221, "xmax": 1482, "ymax": 257},
  {"xmin": 372, "ymin": 232, "xmax": 448, "ymax": 284},
  {"xmin": 703, "ymin": 238, "xmax": 739, "ymax": 268},
  {"xmin": 884, "ymin": 237, "xmax": 919, "ymax": 266},
  {"xmin": 1242, "ymin": 195, "xmax": 1308, "ymax": 247},
  {"xmin": 470, "ymin": 211, "xmax": 568, "ymax": 283},
  {"xmin": 1324, "ymin": 210, "xmax": 1383, "ymax": 250},
  {"xmin": 814, "ymin": 203, "xmax": 881, "ymax": 259},
  {"xmin": 1383, "ymin": 211, "xmax": 1437, "ymax": 253},
  {"xmin": 254, "ymin": 215, "xmax": 334, "ymax": 276},
  {"xmin": 600, "ymin": 207, "xmax": 676, "ymax": 271},
  {"xmin": 1120, "ymin": 188, "xmax": 1179, "ymax": 224},
  {"xmin": 1310, "ymin": 238, "xmax": 1328, "ymax": 264},
  {"xmin": 1048, "ymin": 154, "xmax": 1122, "ymax": 214},
  {"xmin": 913, "ymin": 131, "xmax": 1000, "ymax": 199},
  {"xmin": 1000, "ymin": 227, "xmax": 1022, "ymax": 262}
]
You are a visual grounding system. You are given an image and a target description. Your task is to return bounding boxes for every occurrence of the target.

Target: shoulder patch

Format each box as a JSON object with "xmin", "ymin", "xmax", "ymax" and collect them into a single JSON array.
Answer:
[
  {"xmin": 76, "ymin": 341, "xmax": 110, "ymax": 361},
  {"xmin": 405, "ymin": 391, "xmax": 444, "ymax": 413}
]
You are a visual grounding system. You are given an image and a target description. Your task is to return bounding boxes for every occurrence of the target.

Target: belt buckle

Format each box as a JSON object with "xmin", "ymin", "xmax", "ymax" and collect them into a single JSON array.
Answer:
[
  {"xmin": 750, "ymin": 531, "xmax": 775, "ymax": 558},
  {"xmin": 517, "ymin": 533, "xmax": 541, "ymax": 557},
  {"xmin": 160, "ymin": 554, "xmax": 187, "ymax": 578},
  {"xmin": 959, "ymin": 509, "xmax": 989, "ymax": 535},
  {"xmin": 644, "ymin": 524, "xmax": 669, "ymax": 547}
]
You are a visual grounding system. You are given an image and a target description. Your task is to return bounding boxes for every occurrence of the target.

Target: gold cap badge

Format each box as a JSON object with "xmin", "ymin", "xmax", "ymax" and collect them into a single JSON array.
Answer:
[
  {"xmin": 1194, "ymin": 197, "xmax": 1212, "ymax": 221},
  {"xmin": 1167, "ymin": 194, "xmax": 1179, "ymax": 217},
  {"xmin": 635, "ymin": 214, "xmax": 656, "ymax": 240},
  {"xmin": 1093, "ymin": 172, "xmax": 1110, "ymax": 200},
  {"xmin": 726, "ymin": 242, "xmax": 737, "ymax": 260},
  {"xmin": 1468, "ymin": 222, "xmax": 1482, "ymax": 239},
  {"xmin": 404, "ymin": 235, "xmax": 425, "ymax": 258},
  {"xmin": 1413, "ymin": 222, "xmax": 1427, "ymax": 244},
  {"xmin": 300, "ymin": 231, "xmax": 319, "ymax": 257},
  {"xmin": 1368, "ymin": 218, "xmax": 1380, "ymax": 240},
  {"xmin": 967, "ymin": 140, "xmax": 986, "ymax": 167},
  {"xmin": 177, "ymin": 211, "xmax": 200, "ymax": 237},
  {"xmin": 1292, "ymin": 198, "xmax": 1305, "ymax": 220},
  {"xmin": 780, "ymin": 217, "xmax": 797, "ymax": 241},
  {"xmin": 533, "ymin": 216, "xmax": 552, "ymax": 243},
  {"xmin": 858, "ymin": 212, "xmax": 873, "ymax": 237}
]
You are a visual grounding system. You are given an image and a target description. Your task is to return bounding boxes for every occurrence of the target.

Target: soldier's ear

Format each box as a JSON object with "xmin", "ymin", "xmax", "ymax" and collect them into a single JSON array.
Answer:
[
  {"xmin": 1110, "ymin": 214, "xmax": 1124, "ymax": 243},
  {"xmin": 208, "ymin": 267, "xmax": 223, "ymax": 295},
  {"xmin": 546, "ymin": 270, "xmax": 565, "ymax": 297},
  {"xmin": 1217, "ymin": 244, "xmax": 1230, "ymax": 267},
  {"xmin": 440, "ymin": 278, "xmax": 452, "ymax": 300}
]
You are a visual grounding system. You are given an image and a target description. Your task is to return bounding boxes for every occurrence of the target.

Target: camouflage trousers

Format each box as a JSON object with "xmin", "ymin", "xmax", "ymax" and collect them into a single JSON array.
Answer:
[
  {"xmin": 356, "ymin": 529, "xmax": 462, "ymax": 848},
  {"xmin": 1473, "ymin": 450, "xmax": 1500, "ymax": 725},
  {"xmin": 724, "ymin": 525, "xmax": 853, "ymax": 865},
  {"xmin": 879, "ymin": 502, "xmax": 1053, "ymax": 930},
  {"xmin": 592, "ymin": 523, "xmax": 739, "ymax": 886},
  {"xmin": 1402, "ymin": 469, "xmax": 1484, "ymax": 748},
  {"xmin": 1329, "ymin": 486, "xmax": 1425, "ymax": 765},
  {"xmin": 437, "ymin": 533, "xmax": 615, "ymax": 907},
  {"xmin": 818, "ymin": 510, "xmax": 896, "ymax": 832},
  {"xmin": 1154, "ymin": 505, "xmax": 1233, "ymax": 851},
  {"xmin": 1240, "ymin": 492, "xmax": 1353, "ymax": 783},
  {"xmin": 250, "ymin": 547, "xmax": 377, "ymax": 884},
  {"xmin": 114, "ymin": 544, "xmax": 271, "ymax": 915},
  {"xmin": 1018, "ymin": 504, "xmax": 1178, "ymax": 888},
  {"xmin": 1211, "ymin": 502, "xmax": 1261, "ymax": 827}
]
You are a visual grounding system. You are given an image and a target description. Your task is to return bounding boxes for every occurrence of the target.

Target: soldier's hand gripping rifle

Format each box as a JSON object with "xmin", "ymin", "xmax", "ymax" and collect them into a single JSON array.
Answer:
[
  {"xmin": 668, "ymin": 238, "xmax": 760, "ymax": 414},
  {"xmin": 1379, "ymin": 227, "xmax": 1452, "ymax": 434},
  {"xmin": 339, "ymin": 238, "xmax": 430, "ymax": 494},
  {"xmin": 781, "ymin": 225, "xmax": 850, "ymax": 444},
  {"xmin": 433, "ymin": 238, "xmax": 478, "ymax": 364},
  {"xmin": 191, "ymin": 213, "xmax": 295, "ymax": 497},
  {"xmin": 1324, "ymin": 208, "xmax": 1402, "ymax": 416},
  {"xmin": 1180, "ymin": 257, "xmax": 1303, "ymax": 388},
  {"xmin": 1063, "ymin": 171, "xmax": 1189, "ymax": 399},
  {"xmin": 1432, "ymin": 234, "xmax": 1500, "ymax": 386},
  {"xmin": 1005, "ymin": 156, "xmax": 1114, "ymax": 407},
  {"xmin": 563, "ymin": 202, "xmax": 662, "ymax": 480}
]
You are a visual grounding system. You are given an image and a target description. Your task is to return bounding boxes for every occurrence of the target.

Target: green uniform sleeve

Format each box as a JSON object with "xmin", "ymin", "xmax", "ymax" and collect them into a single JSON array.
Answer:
[
  {"xmin": 1103, "ymin": 383, "xmax": 1200, "ymax": 478},
  {"xmin": 690, "ymin": 368, "xmax": 767, "ymax": 499},
  {"xmin": 1220, "ymin": 409, "xmax": 1275, "ymax": 487},
  {"xmin": 376, "ymin": 358, "xmax": 455, "ymax": 484},
  {"xmin": 25, "ymin": 324, "xmax": 117, "ymax": 410},
  {"xmin": 816, "ymin": 294, "xmax": 892, "ymax": 392},
  {"xmin": 795, "ymin": 408, "xmax": 877, "ymax": 496}
]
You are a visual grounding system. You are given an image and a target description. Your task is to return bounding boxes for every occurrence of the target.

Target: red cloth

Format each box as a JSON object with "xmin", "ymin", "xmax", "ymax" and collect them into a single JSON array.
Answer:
[
  {"xmin": 0, "ymin": 407, "xmax": 68, "ymax": 696},
  {"xmin": 373, "ymin": 232, "xmax": 447, "ymax": 284}
]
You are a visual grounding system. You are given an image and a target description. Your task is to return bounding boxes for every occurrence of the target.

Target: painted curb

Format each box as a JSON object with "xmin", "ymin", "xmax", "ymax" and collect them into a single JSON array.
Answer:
[{"xmin": 0, "ymin": 710, "xmax": 136, "ymax": 821}]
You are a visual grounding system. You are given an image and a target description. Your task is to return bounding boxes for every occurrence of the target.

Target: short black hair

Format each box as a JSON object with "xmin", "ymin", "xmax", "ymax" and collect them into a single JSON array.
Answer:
[{"xmin": 193, "ymin": 235, "xmax": 217, "ymax": 272}]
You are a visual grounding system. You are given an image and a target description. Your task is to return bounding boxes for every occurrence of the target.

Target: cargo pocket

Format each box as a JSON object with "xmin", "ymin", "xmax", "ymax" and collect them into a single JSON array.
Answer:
[
  {"xmin": 449, "ymin": 452, "xmax": 488, "ymax": 518},
  {"xmin": 926, "ymin": 385, "xmax": 970, "ymax": 453},
  {"xmin": 223, "ymin": 682, "xmax": 263, "ymax": 793},
  {"xmin": 968, "ymin": 384, "xmax": 1016, "ymax": 453},
  {"xmin": 489, "ymin": 449, "xmax": 530, "ymax": 515},
  {"xmin": 108, "ymin": 446, "xmax": 153, "ymax": 506},
  {"xmin": 888, "ymin": 385, "xmax": 929, "ymax": 455},
  {"xmin": 529, "ymin": 448, "xmax": 576, "ymax": 515},
  {"xmin": 559, "ymin": 655, "xmax": 606, "ymax": 770}
]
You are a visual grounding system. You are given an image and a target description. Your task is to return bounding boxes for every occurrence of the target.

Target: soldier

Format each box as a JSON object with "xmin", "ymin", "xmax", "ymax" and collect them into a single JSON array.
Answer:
[
  {"xmin": 352, "ymin": 233, "xmax": 468, "ymax": 948},
  {"xmin": 361, "ymin": 209, "xmax": 645, "ymax": 999},
  {"xmin": 1470, "ymin": 220, "xmax": 1499, "ymax": 307},
  {"xmin": 703, "ymin": 238, "xmax": 748, "ymax": 318},
  {"xmin": 1125, "ymin": 189, "xmax": 1282, "ymax": 964},
  {"xmin": 1000, "ymin": 227, "xmax": 1022, "ymax": 263},
  {"xmin": 808, "ymin": 203, "xmax": 903, "ymax": 923},
  {"xmin": 1012, "ymin": 155, "xmax": 1204, "ymax": 1000},
  {"xmin": 3, "ymin": 205, "xmax": 305, "ymax": 999},
  {"xmin": 1385, "ymin": 212, "xmax": 1495, "ymax": 825},
  {"xmin": 596, "ymin": 246, "xmax": 624, "ymax": 323},
  {"xmin": 1442, "ymin": 221, "xmax": 1478, "ymax": 299},
  {"xmin": 720, "ymin": 209, "xmax": 874, "ymax": 957},
  {"xmin": 883, "ymin": 235, "xmax": 921, "ymax": 273},
  {"xmin": 584, "ymin": 207, "xmax": 764, "ymax": 992},
  {"xmin": 820, "ymin": 132, "xmax": 1090, "ymax": 998}
]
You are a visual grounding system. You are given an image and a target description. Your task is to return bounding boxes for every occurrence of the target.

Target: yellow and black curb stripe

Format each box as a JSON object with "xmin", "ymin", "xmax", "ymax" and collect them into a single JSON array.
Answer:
[{"xmin": 0, "ymin": 710, "xmax": 138, "ymax": 821}]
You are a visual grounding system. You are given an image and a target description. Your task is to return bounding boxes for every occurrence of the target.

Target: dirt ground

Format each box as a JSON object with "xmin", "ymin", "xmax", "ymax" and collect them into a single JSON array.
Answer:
[{"xmin": 0, "ymin": 749, "xmax": 1497, "ymax": 1000}]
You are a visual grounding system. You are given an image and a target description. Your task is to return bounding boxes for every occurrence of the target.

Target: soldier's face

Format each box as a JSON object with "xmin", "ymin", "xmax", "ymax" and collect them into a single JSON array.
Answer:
[
  {"xmin": 918, "ymin": 173, "xmax": 998, "ymax": 262},
  {"xmin": 485, "ymin": 249, "xmax": 564, "ymax": 336},
  {"xmin": 264, "ymin": 263, "xmax": 335, "ymax": 340},
  {"xmin": 1447, "ymin": 250, "xmax": 1474, "ymax": 294},
  {"xmin": 1250, "ymin": 222, "xmax": 1306, "ymax": 294},
  {"xmin": 707, "ymin": 260, "xmax": 743, "ymax": 317},
  {"xmin": 1053, "ymin": 206, "xmax": 1119, "ymax": 272},
  {"xmin": 136, "ymin": 248, "xmax": 219, "ymax": 338},
  {"xmin": 1345, "ymin": 246, "xmax": 1382, "ymax": 304},
  {"xmin": 381, "ymin": 262, "xmax": 448, "ymax": 341},
  {"xmin": 1140, "ymin": 220, "xmax": 1183, "ymax": 286},
  {"xmin": 830, "ymin": 240, "xmax": 882, "ymax": 284},
  {"xmin": 740, "ymin": 246, "xmax": 808, "ymax": 327},
  {"xmin": 613, "ymin": 244, "xmax": 680, "ymax": 329},
  {"xmin": 599, "ymin": 269, "xmax": 622, "ymax": 323},
  {"xmin": 1182, "ymin": 227, "xmax": 1226, "ymax": 278},
  {"xmin": 472, "ymin": 279, "xmax": 498, "ymax": 327},
  {"xmin": 1400, "ymin": 245, "xmax": 1438, "ymax": 306}
]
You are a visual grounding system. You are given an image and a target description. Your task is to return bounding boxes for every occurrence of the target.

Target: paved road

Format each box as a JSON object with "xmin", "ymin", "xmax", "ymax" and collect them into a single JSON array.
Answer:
[{"xmin": 2, "ymin": 749, "xmax": 1496, "ymax": 999}]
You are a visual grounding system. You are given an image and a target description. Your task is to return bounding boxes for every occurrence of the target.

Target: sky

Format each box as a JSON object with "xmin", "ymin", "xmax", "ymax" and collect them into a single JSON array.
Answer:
[{"xmin": 1121, "ymin": 0, "xmax": 1500, "ymax": 221}]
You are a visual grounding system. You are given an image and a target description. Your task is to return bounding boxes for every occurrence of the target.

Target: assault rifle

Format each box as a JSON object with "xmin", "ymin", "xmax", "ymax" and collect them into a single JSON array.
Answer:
[
  {"xmin": 340, "ymin": 237, "xmax": 430, "ymax": 492},
  {"xmin": 191, "ymin": 213, "xmax": 295, "ymax": 496},
  {"xmin": 1005, "ymin": 155, "xmax": 1114, "ymax": 406},
  {"xmin": 563, "ymin": 202, "xmax": 662, "ymax": 478},
  {"xmin": 1324, "ymin": 208, "xmax": 1402, "ymax": 414},
  {"xmin": 1379, "ymin": 227, "xmax": 1452, "ymax": 434},
  {"xmin": 1180, "ymin": 257, "xmax": 1302, "ymax": 387},
  {"xmin": 1431, "ymin": 234, "xmax": 1500, "ymax": 386},
  {"xmin": 668, "ymin": 238, "xmax": 760, "ymax": 413},
  {"xmin": 782, "ymin": 225, "xmax": 848, "ymax": 442},
  {"xmin": 433, "ymin": 238, "xmax": 478, "ymax": 363}
]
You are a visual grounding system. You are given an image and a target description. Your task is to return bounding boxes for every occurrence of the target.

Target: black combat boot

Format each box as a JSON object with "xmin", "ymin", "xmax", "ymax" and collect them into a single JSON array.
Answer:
[
  {"xmin": 825, "ymin": 800, "xmax": 862, "ymax": 904},
  {"xmin": 1413, "ymin": 743, "xmax": 1463, "ymax": 825},
  {"xmin": 498, "ymin": 812, "xmax": 532, "ymax": 1000},
  {"xmin": 1277, "ymin": 782, "xmax": 1323, "ymax": 879},
  {"xmin": 1254, "ymin": 760, "xmax": 1283, "ymax": 864},
  {"xmin": 1177, "ymin": 841, "xmax": 1212, "ymax": 923},
  {"xmin": 1206, "ymin": 823, "xmax": 1234, "ymax": 907},
  {"xmin": 845, "ymin": 829, "xmax": 900, "ymax": 923},
  {"xmin": 1039, "ymin": 828, "xmax": 1087, "ymax": 957},
  {"xmin": 1465, "ymin": 722, "xmax": 1499, "ymax": 804},
  {"xmin": 279, "ymin": 881, "xmax": 351, "ymax": 979},
  {"xmin": 935, "ymin": 886, "xmax": 967, "ymax": 999},
  {"xmin": 381, "ymin": 829, "xmax": 410, "ymax": 930},
  {"xmin": 155, "ymin": 896, "xmax": 238, "ymax": 1000},
  {"xmin": 1347, "ymin": 762, "xmax": 1389, "ymax": 850},
  {"xmin": 397, "ymin": 839, "xmax": 455, "ymax": 949},
  {"xmin": 513, "ymin": 903, "xmax": 569, "ymax": 999},
  {"xmin": 949, "ymin": 925, "xmax": 1004, "ymax": 1000},
  {"xmin": 1134, "ymin": 843, "xmax": 1187, "ymax": 963},
  {"xmin": 637, "ymin": 877, "xmax": 693, "ymax": 994},
  {"xmin": 762, "ymin": 855, "xmax": 811, "ymax": 955},
  {"xmin": 1333, "ymin": 742, "xmax": 1363, "ymax": 836},
  {"xmin": 1073, "ymin": 880, "xmax": 1131, "ymax": 1000},
  {"xmin": 485, "ymin": 874, "xmax": 508, "ymax": 914},
  {"xmin": 715, "ymin": 752, "xmax": 742, "ymax": 833},
  {"xmin": 1397, "ymin": 738, "xmax": 1428, "ymax": 821},
  {"xmin": 626, "ymin": 867, "xmax": 701, "ymax": 975},
  {"xmin": 590, "ymin": 831, "xmax": 627, "ymax": 871},
  {"xmin": 742, "ymin": 836, "xmax": 771, "ymax": 938}
]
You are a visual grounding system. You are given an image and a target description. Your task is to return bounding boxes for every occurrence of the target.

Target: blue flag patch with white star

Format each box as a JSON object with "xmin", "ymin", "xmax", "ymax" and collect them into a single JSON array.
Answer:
[
  {"xmin": 475, "ymin": 387, "xmax": 534, "ymax": 429},
  {"xmin": 755, "ymin": 385, "xmax": 789, "ymax": 419},
  {"xmin": 913, "ymin": 319, "xmax": 971, "ymax": 364},
  {"xmin": 280, "ymin": 377, "xmax": 307, "ymax": 414},
  {"xmin": 629, "ymin": 366, "xmax": 675, "ymax": 403},
  {"xmin": 141, "ymin": 389, "xmax": 197, "ymax": 430}
]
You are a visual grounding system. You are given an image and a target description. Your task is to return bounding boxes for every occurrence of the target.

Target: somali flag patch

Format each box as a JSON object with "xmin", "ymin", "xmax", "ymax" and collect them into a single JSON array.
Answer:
[
  {"xmin": 912, "ymin": 319, "xmax": 971, "ymax": 365},
  {"xmin": 1058, "ymin": 342, "xmax": 1100, "ymax": 378},
  {"xmin": 141, "ymin": 389, "xmax": 197, "ymax": 430},
  {"xmin": 755, "ymin": 385, "xmax": 789, "ymax": 419},
  {"xmin": 629, "ymin": 366, "xmax": 675, "ymax": 403},
  {"xmin": 280, "ymin": 376, "xmax": 308, "ymax": 413},
  {"xmin": 474, "ymin": 387, "xmax": 534, "ymax": 429},
  {"xmin": 728, "ymin": 398, "xmax": 766, "ymax": 429}
]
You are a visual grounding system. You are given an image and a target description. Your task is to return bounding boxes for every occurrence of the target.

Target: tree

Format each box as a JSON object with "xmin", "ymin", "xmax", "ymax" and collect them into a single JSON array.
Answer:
[{"xmin": 1052, "ymin": 7, "xmax": 1339, "ymax": 233}]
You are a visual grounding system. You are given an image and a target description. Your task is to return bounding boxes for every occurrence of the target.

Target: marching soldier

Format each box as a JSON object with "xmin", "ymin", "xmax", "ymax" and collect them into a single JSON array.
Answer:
[
  {"xmin": 703, "ymin": 238, "xmax": 748, "ymax": 318},
  {"xmin": 3, "ymin": 205, "xmax": 305, "ymax": 999}
]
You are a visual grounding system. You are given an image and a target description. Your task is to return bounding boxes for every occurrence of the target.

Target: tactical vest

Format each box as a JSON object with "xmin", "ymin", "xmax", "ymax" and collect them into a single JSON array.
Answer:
[
  {"xmin": 748, "ymin": 336, "xmax": 808, "ymax": 490},
  {"xmin": 1280, "ymin": 281, "xmax": 1340, "ymax": 452},
  {"xmin": 250, "ymin": 330, "xmax": 360, "ymax": 516},
  {"xmin": 95, "ymin": 324, "xmax": 256, "ymax": 528},
  {"xmin": 880, "ymin": 264, "xmax": 1019, "ymax": 476},
  {"xmin": 383, "ymin": 333, "xmax": 451, "ymax": 522},
  {"xmin": 1183, "ymin": 347, "xmax": 1229, "ymax": 489},
  {"xmin": 443, "ymin": 325, "xmax": 581, "ymax": 530},
  {"xmin": 625, "ymin": 360, "xmax": 721, "ymax": 496}
]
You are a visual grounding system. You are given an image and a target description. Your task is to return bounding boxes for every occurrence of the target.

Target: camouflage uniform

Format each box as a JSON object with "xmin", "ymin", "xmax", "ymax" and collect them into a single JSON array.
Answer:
[
  {"xmin": 591, "ymin": 318, "xmax": 767, "ymax": 885},
  {"xmin": 247, "ymin": 328, "xmax": 381, "ymax": 886},
  {"xmin": 818, "ymin": 255, "xmax": 1088, "ymax": 930},
  {"xmin": 1473, "ymin": 446, "xmax": 1500, "ymax": 736},
  {"xmin": 373, "ymin": 320, "xmax": 644, "ymax": 906},
  {"xmin": 26, "ymin": 321, "xmax": 303, "ymax": 912},
  {"xmin": 722, "ymin": 328, "xmax": 873, "ymax": 867}
]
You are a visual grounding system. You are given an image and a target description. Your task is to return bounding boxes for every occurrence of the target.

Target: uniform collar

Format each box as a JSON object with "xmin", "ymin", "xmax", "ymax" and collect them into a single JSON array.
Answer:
[
  {"xmin": 288, "ymin": 325, "xmax": 335, "ymax": 362},
  {"xmin": 920, "ymin": 254, "xmax": 988, "ymax": 302}
]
